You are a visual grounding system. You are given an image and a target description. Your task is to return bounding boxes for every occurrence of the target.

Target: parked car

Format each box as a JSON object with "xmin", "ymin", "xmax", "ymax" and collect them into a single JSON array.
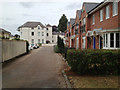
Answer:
[
  {"xmin": 33, "ymin": 44, "xmax": 38, "ymax": 49},
  {"xmin": 29, "ymin": 45, "xmax": 33, "ymax": 50},
  {"xmin": 37, "ymin": 45, "xmax": 39, "ymax": 48}
]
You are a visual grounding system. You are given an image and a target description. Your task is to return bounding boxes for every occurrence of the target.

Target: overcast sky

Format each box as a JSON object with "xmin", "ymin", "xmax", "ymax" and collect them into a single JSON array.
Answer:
[{"xmin": 0, "ymin": 0, "xmax": 103, "ymax": 35}]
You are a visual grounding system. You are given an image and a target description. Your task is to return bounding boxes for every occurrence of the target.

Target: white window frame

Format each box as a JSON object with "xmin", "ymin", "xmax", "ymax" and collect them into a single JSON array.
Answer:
[
  {"xmin": 42, "ymin": 39, "xmax": 44, "ymax": 43},
  {"xmin": 116, "ymin": 33, "xmax": 120, "ymax": 48},
  {"xmin": 103, "ymin": 32, "xmax": 120, "ymax": 49},
  {"xmin": 42, "ymin": 32, "xmax": 44, "ymax": 36},
  {"xmin": 70, "ymin": 39, "xmax": 71, "ymax": 48},
  {"xmin": 92, "ymin": 15, "xmax": 95, "ymax": 25},
  {"xmin": 113, "ymin": 2, "xmax": 118, "ymax": 16},
  {"xmin": 100, "ymin": 9, "xmax": 103, "ymax": 22},
  {"xmin": 38, "ymin": 32, "xmax": 40, "ymax": 36},
  {"xmin": 32, "ymin": 39, "xmax": 34, "ymax": 44},
  {"xmin": 76, "ymin": 37, "xmax": 79, "ymax": 49},
  {"xmin": 83, "ymin": 18, "xmax": 86, "ymax": 25},
  {"xmin": 82, "ymin": 36, "xmax": 86, "ymax": 49},
  {"xmin": 106, "ymin": 5, "xmax": 110, "ymax": 19},
  {"xmin": 38, "ymin": 39, "xmax": 40, "ymax": 43}
]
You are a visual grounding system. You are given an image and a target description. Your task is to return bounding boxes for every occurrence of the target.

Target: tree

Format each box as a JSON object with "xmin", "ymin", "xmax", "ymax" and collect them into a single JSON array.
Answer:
[
  {"xmin": 14, "ymin": 34, "xmax": 20, "ymax": 39},
  {"xmin": 57, "ymin": 35, "xmax": 60, "ymax": 48},
  {"xmin": 57, "ymin": 35, "xmax": 65, "ymax": 53},
  {"xmin": 58, "ymin": 14, "xmax": 68, "ymax": 32}
]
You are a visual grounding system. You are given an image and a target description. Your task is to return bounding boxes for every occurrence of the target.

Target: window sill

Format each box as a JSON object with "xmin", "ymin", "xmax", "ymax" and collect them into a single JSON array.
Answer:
[
  {"xmin": 103, "ymin": 47, "xmax": 120, "ymax": 49},
  {"xmin": 113, "ymin": 14, "xmax": 118, "ymax": 17},
  {"xmin": 106, "ymin": 17, "xmax": 109, "ymax": 20}
]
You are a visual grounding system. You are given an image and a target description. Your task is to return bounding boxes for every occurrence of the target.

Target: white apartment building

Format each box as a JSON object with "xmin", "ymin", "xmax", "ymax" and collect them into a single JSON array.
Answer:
[
  {"xmin": 18, "ymin": 21, "xmax": 52, "ymax": 45},
  {"xmin": 52, "ymin": 31, "xmax": 65, "ymax": 44}
]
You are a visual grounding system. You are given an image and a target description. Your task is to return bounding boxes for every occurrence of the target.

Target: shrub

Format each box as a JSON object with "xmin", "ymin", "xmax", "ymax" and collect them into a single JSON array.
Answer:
[
  {"xmin": 38, "ymin": 43, "xmax": 42, "ymax": 46},
  {"xmin": 54, "ymin": 45, "xmax": 60, "ymax": 53},
  {"xmin": 12, "ymin": 38, "xmax": 20, "ymax": 40},
  {"xmin": 66, "ymin": 49, "xmax": 120, "ymax": 75},
  {"xmin": 57, "ymin": 35, "xmax": 64, "ymax": 53}
]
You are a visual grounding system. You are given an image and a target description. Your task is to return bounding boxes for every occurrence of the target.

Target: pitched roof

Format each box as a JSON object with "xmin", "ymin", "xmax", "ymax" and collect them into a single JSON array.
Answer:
[
  {"xmin": 19, "ymin": 21, "xmax": 45, "ymax": 28},
  {"xmin": 70, "ymin": 18, "xmax": 75, "ymax": 26},
  {"xmin": 0, "ymin": 28, "xmax": 11, "ymax": 33},
  {"xmin": 77, "ymin": 10, "xmax": 82, "ymax": 19},
  {"xmin": 88, "ymin": 1, "xmax": 105, "ymax": 14},
  {"xmin": 46, "ymin": 24, "xmax": 52, "ymax": 27},
  {"xmin": 83, "ymin": 2, "xmax": 99, "ymax": 13},
  {"xmin": 52, "ymin": 31, "xmax": 65, "ymax": 35}
]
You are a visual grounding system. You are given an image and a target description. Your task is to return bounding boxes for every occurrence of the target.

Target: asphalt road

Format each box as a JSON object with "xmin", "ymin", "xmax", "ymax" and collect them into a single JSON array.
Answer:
[{"xmin": 2, "ymin": 46, "xmax": 67, "ymax": 88}]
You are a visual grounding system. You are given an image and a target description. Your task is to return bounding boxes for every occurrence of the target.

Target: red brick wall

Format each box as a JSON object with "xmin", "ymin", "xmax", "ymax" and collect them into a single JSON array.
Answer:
[
  {"xmin": 118, "ymin": 2, "xmax": 120, "ymax": 28},
  {"xmin": 80, "ymin": 4, "xmax": 88, "ymax": 49},
  {"xmin": 74, "ymin": 10, "xmax": 81, "ymax": 49},
  {"xmin": 88, "ymin": 2, "xmax": 119, "ymax": 30}
]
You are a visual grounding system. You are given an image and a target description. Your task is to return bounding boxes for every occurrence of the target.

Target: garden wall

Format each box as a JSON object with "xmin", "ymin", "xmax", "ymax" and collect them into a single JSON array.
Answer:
[{"xmin": 0, "ymin": 39, "xmax": 27, "ymax": 62}]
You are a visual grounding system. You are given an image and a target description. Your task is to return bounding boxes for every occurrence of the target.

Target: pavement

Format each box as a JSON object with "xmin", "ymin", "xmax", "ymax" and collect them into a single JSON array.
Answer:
[{"xmin": 2, "ymin": 46, "xmax": 67, "ymax": 88}]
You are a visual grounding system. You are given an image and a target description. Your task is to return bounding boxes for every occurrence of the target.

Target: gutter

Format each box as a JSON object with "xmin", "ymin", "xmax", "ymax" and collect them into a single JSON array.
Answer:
[{"xmin": 88, "ymin": 2, "xmax": 109, "ymax": 15}]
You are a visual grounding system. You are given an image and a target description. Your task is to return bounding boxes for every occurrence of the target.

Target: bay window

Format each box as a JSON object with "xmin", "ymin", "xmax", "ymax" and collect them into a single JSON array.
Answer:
[
  {"xmin": 116, "ymin": 33, "xmax": 120, "ymax": 48},
  {"xmin": 106, "ymin": 34, "xmax": 108, "ymax": 47},
  {"xmin": 110, "ymin": 33, "xmax": 114, "ymax": 47},
  {"xmin": 103, "ymin": 33, "xmax": 120, "ymax": 49}
]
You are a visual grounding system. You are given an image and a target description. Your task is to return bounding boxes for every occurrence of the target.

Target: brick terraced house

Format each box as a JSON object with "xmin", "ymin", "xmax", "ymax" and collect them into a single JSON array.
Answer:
[{"xmin": 65, "ymin": 1, "xmax": 120, "ymax": 50}]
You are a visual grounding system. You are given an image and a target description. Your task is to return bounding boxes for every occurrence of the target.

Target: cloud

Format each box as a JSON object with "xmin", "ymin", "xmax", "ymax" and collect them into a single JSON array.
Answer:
[
  {"xmin": 19, "ymin": 2, "xmax": 34, "ymax": 8},
  {"xmin": 65, "ymin": 2, "xmax": 82, "ymax": 10}
]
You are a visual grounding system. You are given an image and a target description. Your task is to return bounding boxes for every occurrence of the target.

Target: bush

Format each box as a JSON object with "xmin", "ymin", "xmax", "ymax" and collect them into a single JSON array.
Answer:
[
  {"xmin": 12, "ymin": 38, "xmax": 20, "ymax": 40},
  {"xmin": 38, "ymin": 43, "xmax": 42, "ymax": 46},
  {"xmin": 57, "ymin": 35, "xmax": 65, "ymax": 53},
  {"xmin": 54, "ymin": 45, "xmax": 60, "ymax": 53},
  {"xmin": 66, "ymin": 49, "xmax": 120, "ymax": 75}
]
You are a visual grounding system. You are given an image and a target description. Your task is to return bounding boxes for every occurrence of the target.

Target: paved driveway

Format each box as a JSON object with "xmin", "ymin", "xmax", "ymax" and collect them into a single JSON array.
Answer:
[{"xmin": 2, "ymin": 46, "xmax": 67, "ymax": 88}]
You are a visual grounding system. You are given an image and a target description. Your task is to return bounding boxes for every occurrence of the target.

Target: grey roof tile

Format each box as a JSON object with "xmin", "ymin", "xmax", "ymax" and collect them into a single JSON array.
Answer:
[
  {"xmin": 19, "ymin": 21, "xmax": 45, "ymax": 28},
  {"xmin": 84, "ymin": 2, "xmax": 99, "ymax": 13},
  {"xmin": 77, "ymin": 10, "xmax": 82, "ymax": 19},
  {"xmin": 70, "ymin": 18, "xmax": 75, "ymax": 26},
  {"xmin": 46, "ymin": 24, "xmax": 52, "ymax": 27},
  {"xmin": 0, "ymin": 28, "xmax": 11, "ymax": 33}
]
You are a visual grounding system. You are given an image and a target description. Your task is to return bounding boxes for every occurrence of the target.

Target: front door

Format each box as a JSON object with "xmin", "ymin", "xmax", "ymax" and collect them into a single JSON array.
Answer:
[{"xmin": 93, "ymin": 37, "xmax": 96, "ymax": 49}]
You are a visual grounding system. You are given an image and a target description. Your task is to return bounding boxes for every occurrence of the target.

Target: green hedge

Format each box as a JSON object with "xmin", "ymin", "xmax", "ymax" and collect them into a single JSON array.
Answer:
[
  {"xmin": 67, "ymin": 49, "xmax": 120, "ymax": 75},
  {"xmin": 54, "ymin": 45, "xmax": 60, "ymax": 53}
]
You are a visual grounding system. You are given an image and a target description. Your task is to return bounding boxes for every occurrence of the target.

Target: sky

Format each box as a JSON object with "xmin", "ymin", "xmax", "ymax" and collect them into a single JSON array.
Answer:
[{"xmin": 0, "ymin": 0, "xmax": 103, "ymax": 35}]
